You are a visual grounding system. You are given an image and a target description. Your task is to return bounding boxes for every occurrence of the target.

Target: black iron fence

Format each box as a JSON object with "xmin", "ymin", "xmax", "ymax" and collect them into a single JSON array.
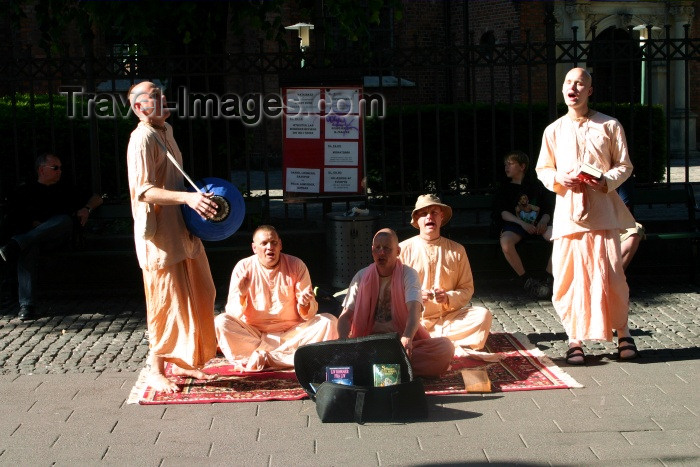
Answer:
[{"xmin": 1, "ymin": 24, "xmax": 698, "ymax": 222}]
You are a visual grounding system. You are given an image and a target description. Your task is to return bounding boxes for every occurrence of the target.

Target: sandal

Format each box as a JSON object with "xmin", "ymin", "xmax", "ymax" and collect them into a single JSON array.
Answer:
[
  {"xmin": 565, "ymin": 346, "xmax": 586, "ymax": 365},
  {"xmin": 617, "ymin": 337, "xmax": 639, "ymax": 360}
]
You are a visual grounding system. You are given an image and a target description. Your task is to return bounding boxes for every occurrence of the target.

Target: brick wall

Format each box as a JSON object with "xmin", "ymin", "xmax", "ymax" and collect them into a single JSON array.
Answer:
[
  {"xmin": 518, "ymin": 1, "xmax": 548, "ymax": 103},
  {"xmin": 388, "ymin": 0, "xmax": 537, "ymax": 106},
  {"xmin": 466, "ymin": 0, "xmax": 524, "ymax": 104},
  {"xmin": 394, "ymin": 0, "xmax": 449, "ymax": 104}
]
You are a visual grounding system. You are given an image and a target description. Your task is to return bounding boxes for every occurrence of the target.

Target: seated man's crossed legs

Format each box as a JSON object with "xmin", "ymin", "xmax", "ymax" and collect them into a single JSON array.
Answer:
[
  {"xmin": 1, "ymin": 214, "xmax": 75, "ymax": 319},
  {"xmin": 422, "ymin": 306, "xmax": 501, "ymax": 360},
  {"xmin": 409, "ymin": 336, "xmax": 454, "ymax": 378},
  {"xmin": 3, "ymin": 214, "xmax": 75, "ymax": 259},
  {"xmin": 215, "ymin": 313, "xmax": 338, "ymax": 371},
  {"xmin": 422, "ymin": 306, "xmax": 492, "ymax": 349}
]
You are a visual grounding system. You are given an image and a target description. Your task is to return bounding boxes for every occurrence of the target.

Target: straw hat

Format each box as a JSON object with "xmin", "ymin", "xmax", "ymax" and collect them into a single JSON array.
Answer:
[{"xmin": 410, "ymin": 194, "xmax": 453, "ymax": 228}]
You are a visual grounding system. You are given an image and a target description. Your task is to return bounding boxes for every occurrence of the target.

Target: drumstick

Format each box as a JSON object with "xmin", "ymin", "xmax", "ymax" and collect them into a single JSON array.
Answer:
[
  {"xmin": 152, "ymin": 133, "xmax": 204, "ymax": 194},
  {"xmin": 163, "ymin": 150, "xmax": 204, "ymax": 194}
]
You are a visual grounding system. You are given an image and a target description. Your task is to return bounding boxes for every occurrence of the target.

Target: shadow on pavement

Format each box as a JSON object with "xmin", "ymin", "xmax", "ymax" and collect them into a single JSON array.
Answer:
[
  {"xmin": 427, "ymin": 394, "xmax": 503, "ymax": 422},
  {"xmin": 418, "ymin": 463, "xmax": 545, "ymax": 467},
  {"xmin": 625, "ymin": 346, "xmax": 700, "ymax": 363}
]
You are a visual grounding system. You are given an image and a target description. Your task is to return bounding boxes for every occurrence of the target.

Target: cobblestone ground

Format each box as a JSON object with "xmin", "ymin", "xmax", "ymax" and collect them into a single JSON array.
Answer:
[
  {"xmin": 479, "ymin": 278, "xmax": 700, "ymax": 361},
  {"xmin": 0, "ymin": 290, "xmax": 153, "ymax": 375},
  {"xmin": 1, "ymin": 277, "xmax": 698, "ymax": 375}
]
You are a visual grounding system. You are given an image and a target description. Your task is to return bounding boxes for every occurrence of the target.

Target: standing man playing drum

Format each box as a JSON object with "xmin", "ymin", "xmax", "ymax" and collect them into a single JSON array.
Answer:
[{"xmin": 127, "ymin": 81, "xmax": 219, "ymax": 393}]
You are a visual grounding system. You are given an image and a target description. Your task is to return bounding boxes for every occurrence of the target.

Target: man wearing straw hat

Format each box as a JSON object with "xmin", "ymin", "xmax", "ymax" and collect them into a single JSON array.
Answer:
[
  {"xmin": 399, "ymin": 194, "xmax": 493, "ymax": 357},
  {"xmin": 127, "ymin": 81, "xmax": 219, "ymax": 393}
]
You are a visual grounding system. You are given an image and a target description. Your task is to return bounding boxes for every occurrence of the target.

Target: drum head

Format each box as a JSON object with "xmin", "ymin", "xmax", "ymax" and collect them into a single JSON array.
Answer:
[{"xmin": 181, "ymin": 177, "xmax": 246, "ymax": 242}]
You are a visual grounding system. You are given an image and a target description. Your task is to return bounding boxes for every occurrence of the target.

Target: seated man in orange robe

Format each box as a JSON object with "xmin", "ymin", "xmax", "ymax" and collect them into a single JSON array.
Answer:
[
  {"xmin": 399, "ymin": 194, "xmax": 493, "ymax": 357},
  {"xmin": 215, "ymin": 225, "xmax": 338, "ymax": 371},
  {"xmin": 337, "ymin": 228, "xmax": 454, "ymax": 378}
]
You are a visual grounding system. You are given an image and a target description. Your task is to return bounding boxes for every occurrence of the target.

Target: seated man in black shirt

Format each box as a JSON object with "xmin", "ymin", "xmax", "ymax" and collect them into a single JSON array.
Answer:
[
  {"xmin": 0, "ymin": 153, "xmax": 103, "ymax": 320},
  {"xmin": 493, "ymin": 150, "xmax": 554, "ymax": 298}
]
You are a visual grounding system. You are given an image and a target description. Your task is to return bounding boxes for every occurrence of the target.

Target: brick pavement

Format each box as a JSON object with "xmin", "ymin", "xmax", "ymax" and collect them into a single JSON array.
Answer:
[{"xmin": 0, "ymin": 277, "xmax": 698, "ymax": 465}]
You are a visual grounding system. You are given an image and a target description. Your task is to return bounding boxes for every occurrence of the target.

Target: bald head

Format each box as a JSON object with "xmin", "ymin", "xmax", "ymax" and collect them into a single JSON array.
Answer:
[
  {"xmin": 128, "ymin": 81, "xmax": 155, "ymax": 108},
  {"xmin": 252, "ymin": 224, "xmax": 279, "ymax": 241},
  {"xmin": 566, "ymin": 67, "xmax": 592, "ymax": 86},
  {"xmin": 373, "ymin": 228, "xmax": 398, "ymax": 246},
  {"xmin": 128, "ymin": 81, "xmax": 169, "ymax": 122}
]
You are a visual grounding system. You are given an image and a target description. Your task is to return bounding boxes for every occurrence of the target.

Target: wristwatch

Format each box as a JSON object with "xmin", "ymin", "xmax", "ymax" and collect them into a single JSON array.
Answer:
[{"xmin": 84, "ymin": 206, "xmax": 92, "ymax": 213}]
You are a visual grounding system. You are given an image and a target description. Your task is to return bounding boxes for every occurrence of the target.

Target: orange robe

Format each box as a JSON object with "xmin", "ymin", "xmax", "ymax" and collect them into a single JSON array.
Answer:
[
  {"xmin": 127, "ymin": 122, "xmax": 217, "ymax": 369},
  {"xmin": 399, "ymin": 236, "xmax": 492, "ymax": 350},
  {"xmin": 215, "ymin": 253, "xmax": 337, "ymax": 370},
  {"xmin": 536, "ymin": 111, "xmax": 636, "ymax": 341}
]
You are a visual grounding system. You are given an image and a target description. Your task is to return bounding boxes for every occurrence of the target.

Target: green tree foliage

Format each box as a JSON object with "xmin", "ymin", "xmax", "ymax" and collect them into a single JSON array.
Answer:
[
  {"xmin": 13, "ymin": 0, "xmax": 403, "ymax": 57},
  {"xmin": 29, "ymin": 0, "xmax": 231, "ymax": 56},
  {"xmin": 0, "ymin": 93, "xmax": 133, "ymax": 195}
]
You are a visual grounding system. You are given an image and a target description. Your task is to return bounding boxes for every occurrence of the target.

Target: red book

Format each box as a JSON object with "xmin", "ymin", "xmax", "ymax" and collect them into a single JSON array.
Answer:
[{"xmin": 577, "ymin": 162, "xmax": 603, "ymax": 182}]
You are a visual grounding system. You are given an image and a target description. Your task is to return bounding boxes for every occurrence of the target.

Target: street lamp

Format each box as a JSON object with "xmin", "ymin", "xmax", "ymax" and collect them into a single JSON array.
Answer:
[
  {"xmin": 285, "ymin": 22, "xmax": 314, "ymax": 67},
  {"xmin": 285, "ymin": 22, "xmax": 314, "ymax": 50}
]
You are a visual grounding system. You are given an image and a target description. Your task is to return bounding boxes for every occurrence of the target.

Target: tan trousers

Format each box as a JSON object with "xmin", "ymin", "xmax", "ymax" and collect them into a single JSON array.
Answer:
[
  {"xmin": 422, "ymin": 305, "xmax": 492, "ymax": 350},
  {"xmin": 409, "ymin": 336, "xmax": 455, "ymax": 378},
  {"xmin": 215, "ymin": 313, "xmax": 338, "ymax": 370},
  {"xmin": 142, "ymin": 252, "xmax": 217, "ymax": 370},
  {"xmin": 552, "ymin": 230, "xmax": 629, "ymax": 341}
]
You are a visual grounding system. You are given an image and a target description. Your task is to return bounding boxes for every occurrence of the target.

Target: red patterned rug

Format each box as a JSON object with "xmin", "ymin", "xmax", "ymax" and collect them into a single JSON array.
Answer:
[{"xmin": 128, "ymin": 333, "xmax": 581, "ymax": 405}]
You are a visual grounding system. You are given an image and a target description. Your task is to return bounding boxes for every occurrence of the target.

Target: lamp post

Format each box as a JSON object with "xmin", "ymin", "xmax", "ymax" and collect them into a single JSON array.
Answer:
[{"xmin": 285, "ymin": 22, "xmax": 314, "ymax": 67}]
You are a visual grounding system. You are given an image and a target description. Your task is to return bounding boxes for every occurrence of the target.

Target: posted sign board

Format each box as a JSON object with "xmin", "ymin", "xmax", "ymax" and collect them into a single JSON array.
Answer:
[{"xmin": 282, "ymin": 87, "xmax": 364, "ymax": 195}]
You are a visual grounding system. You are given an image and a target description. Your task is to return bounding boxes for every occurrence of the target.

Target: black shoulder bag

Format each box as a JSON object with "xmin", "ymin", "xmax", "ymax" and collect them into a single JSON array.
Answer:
[{"xmin": 294, "ymin": 333, "xmax": 428, "ymax": 423}]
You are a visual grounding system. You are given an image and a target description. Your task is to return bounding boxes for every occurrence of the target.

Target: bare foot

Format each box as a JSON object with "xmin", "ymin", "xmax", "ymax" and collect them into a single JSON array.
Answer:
[
  {"xmin": 171, "ymin": 366, "xmax": 218, "ymax": 381},
  {"xmin": 146, "ymin": 372, "xmax": 181, "ymax": 394},
  {"xmin": 245, "ymin": 350, "xmax": 268, "ymax": 371}
]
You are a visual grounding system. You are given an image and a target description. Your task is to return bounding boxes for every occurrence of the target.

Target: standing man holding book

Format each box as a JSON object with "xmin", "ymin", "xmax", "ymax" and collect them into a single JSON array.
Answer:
[
  {"xmin": 536, "ymin": 67, "xmax": 638, "ymax": 365},
  {"xmin": 337, "ymin": 228, "xmax": 454, "ymax": 377}
]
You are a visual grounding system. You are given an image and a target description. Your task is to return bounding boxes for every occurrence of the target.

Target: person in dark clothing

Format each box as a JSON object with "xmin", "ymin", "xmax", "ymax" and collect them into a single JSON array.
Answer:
[
  {"xmin": 0, "ymin": 153, "xmax": 102, "ymax": 320},
  {"xmin": 493, "ymin": 150, "xmax": 554, "ymax": 298},
  {"xmin": 616, "ymin": 176, "xmax": 645, "ymax": 270}
]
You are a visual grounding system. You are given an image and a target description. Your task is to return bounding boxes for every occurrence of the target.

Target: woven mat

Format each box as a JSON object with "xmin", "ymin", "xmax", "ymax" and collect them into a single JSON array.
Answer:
[{"xmin": 128, "ymin": 332, "xmax": 581, "ymax": 405}]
